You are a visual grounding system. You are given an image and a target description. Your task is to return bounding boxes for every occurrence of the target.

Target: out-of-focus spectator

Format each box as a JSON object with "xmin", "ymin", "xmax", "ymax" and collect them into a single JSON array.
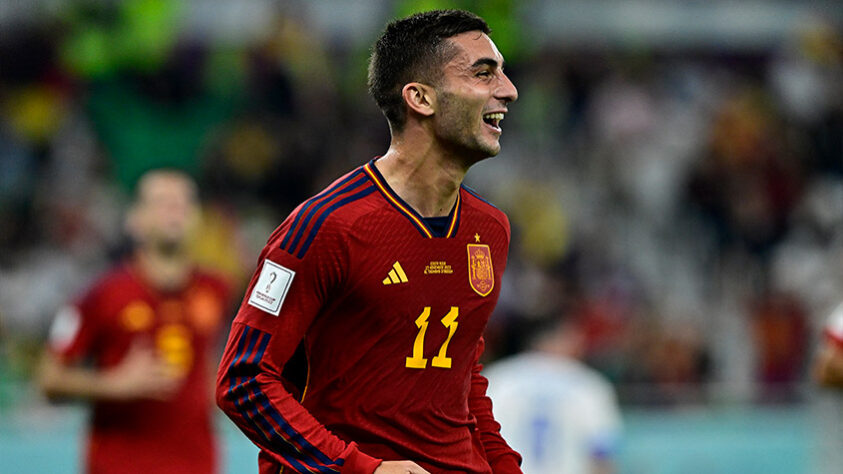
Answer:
[
  {"xmin": 750, "ymin": 289, "xmax": 809, "ymax": 402},
  {"xmin": 485, "ymin": 315, "xmax": 622, "ymax": 474},
  {"xmin": 37, "ymin": 170, "xmax": 231, "ymax": 474},
  {"xmin": 685, "ymin": 86, "xmax": 805, "ymax": 257}
]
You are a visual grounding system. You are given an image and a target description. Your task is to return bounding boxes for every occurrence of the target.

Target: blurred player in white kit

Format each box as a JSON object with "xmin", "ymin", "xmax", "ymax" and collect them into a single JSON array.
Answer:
[{"xmin": 485, "ymin": 316, "xmax": 622, "ymax": 474}]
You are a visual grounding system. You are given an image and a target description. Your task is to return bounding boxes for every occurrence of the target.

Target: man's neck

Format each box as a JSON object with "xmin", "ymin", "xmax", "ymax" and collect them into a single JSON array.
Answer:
[
  {"xmin": 375, "ymin": 133, "xmax": 471, "ymax": 218},
  {"xmin": 134, "ymin": 247, "xmax": 192, "ymax": 292}
]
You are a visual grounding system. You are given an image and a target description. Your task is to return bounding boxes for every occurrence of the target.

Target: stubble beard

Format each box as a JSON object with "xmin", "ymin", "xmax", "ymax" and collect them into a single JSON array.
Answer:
[
  {"xmin": 436, "ymin": 91, "xmax": 500, "ymax": 164},
  {"xmin": 147, "ymin": 232, "xmax": 188, "ymax": 258},
  {"xmin": 155, "ymin": 239, "xmax": 184, "ymax": 257}
]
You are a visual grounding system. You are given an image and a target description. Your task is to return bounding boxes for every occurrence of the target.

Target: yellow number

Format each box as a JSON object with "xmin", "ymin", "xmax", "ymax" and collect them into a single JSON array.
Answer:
[
  {"xmin": 405, "ymin": 307, "xmax": 430, "ymax": 369},
  {"xmin": 405, "ymin": 307, "xmax": 460, "ymax": 370},
  {"xmin": 156, "ymin": 324, "xmax": 193, "ymax": 377},
  {"xmin": 432, "ymin": 307, "xmax": 459, "ymax": 369}
]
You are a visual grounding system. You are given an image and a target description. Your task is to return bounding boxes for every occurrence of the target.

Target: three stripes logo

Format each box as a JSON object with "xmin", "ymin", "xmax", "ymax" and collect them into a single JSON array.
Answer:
[{"xmin": 382, "ymin": 261, "xmax": 409, "ymax": 285}]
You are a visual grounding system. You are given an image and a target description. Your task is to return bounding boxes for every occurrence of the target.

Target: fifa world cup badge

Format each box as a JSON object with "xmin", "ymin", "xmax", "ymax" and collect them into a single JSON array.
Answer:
[{"xmin": 467, "ymin": 244, "xmax": 494, "ymax": 297}]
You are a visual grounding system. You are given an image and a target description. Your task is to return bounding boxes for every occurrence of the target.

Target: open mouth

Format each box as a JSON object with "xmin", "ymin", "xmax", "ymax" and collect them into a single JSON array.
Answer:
[{"xmin": 482, "ymin": 112, "xmax": 505, "ymax": 132}]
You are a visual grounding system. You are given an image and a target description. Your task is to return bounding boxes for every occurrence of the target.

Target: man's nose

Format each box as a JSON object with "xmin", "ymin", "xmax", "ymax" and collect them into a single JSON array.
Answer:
[{"xmin": 496, "ymin": 72, "xmax": 518, "ymax": 103}]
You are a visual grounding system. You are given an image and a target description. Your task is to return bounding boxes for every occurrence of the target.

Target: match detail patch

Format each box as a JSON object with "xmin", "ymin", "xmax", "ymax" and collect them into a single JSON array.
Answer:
[{"xmin": 248, "ymin": 259, "xmax": 295, "ymax": 316}]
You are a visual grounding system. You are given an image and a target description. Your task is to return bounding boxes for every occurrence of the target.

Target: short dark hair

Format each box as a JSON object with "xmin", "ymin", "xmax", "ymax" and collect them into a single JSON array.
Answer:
[{"xmin": 367, "ymin": 9, "xmax": 490, "ymax": 131}]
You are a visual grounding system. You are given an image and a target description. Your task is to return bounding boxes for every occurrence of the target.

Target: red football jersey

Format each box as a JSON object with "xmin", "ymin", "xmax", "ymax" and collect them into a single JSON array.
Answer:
[
  {"xmin": 217, "ymin": 160, "xmax": 522, "ymax": 474},
  {"xmin": 49, "ymin": 263, "xmax": 230, "ymax": 474}
]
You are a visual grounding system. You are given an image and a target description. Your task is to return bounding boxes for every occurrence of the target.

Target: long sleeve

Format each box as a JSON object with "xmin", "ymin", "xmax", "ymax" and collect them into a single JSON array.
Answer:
[
  {"xmin": 216, "ymin": 217, "xmax": 382, "ymax": 474},
  {"xmin": 469, "ymin": 338, "xmax": 522, "ymax": 473}
]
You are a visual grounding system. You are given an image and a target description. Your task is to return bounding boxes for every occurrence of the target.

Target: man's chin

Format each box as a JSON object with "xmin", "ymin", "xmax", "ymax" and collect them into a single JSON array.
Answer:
[
  {"xmin": 446, "ymin": 135, "xmax": 502, "ymax": 164},
  {"xmin": 480, "ymin": 140, "xmax": 501, "ymax": 157},
  {"xmin": 467, "ymin": 142, "xmax": 501, "ymax": 163},
  {"xmin": 154, "ymin": 239, "xmax": 187, "ymax": 257}
]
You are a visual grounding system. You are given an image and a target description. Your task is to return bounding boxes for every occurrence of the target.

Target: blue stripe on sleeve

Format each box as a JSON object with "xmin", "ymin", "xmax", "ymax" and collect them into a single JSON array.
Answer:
[
  {"xmin": 295, "ymin": 185, "xmax": 376, "ymax": 258},
  {"xmin": 286, "ymin": 174, "xmax": 368, "ymax": 256},
  {"xmin": 280, "ymin": 170, "xmax": 364, "ymax": 251},
  {"xmin": 226, "ymin": 326, "xmax": 343, "ymax": 473}
]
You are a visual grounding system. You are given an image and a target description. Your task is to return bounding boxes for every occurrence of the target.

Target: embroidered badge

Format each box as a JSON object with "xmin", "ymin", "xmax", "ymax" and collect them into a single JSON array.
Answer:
[{"xmin": 467, "ymin": 244, "xmax": 494, "ymax": 297}]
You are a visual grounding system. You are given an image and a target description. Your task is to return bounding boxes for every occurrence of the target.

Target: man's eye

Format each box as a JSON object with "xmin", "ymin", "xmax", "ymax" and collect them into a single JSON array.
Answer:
[{"xmin": 477, "ymin": 71, "xmax": 491, "ymax": 77}]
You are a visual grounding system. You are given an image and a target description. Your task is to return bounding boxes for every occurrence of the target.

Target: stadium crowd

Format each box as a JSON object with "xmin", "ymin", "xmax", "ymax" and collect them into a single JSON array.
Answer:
[{"xmin": 1, "ymin": 1, "xmax": 842, "ymax": 411}]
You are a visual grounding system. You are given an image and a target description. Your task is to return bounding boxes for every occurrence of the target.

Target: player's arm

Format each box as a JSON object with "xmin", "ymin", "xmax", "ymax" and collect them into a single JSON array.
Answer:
[
  {"xmin": 468, "ymin": 338, "xmax": 523, "ymax": 473},
  {"xmin": 216, "ymin": 222, "xmax": 407, "ymax": 473},
  {"xmin": 585, "ymin": 382, "xmax": 623, "ymax": 474},
  {"xmin": 38, "ymin": 295, "xmax": 178, "ymax": 402},
  {"xmin": 38, "ymin": 336, "xmax": 178, "ymax": 401}
]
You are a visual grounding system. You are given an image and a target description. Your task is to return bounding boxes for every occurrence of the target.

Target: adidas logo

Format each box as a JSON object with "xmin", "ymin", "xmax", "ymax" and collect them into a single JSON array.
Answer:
[{"xmin": 382, "ymin": 261, "xmax": 408, "ymax": 285}]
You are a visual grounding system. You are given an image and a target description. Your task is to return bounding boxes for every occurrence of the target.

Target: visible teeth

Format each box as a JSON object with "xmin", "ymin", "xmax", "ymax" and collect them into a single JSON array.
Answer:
[{"xmin": 483, "ymin": 113, "xmax": 505, "ymax": 121}]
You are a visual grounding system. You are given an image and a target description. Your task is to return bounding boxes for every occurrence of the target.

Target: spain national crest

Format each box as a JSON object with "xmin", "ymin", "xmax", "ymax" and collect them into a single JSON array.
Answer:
[{"xmin": 467, "ymin": 244, "xmax": 494, "ymax": 297}]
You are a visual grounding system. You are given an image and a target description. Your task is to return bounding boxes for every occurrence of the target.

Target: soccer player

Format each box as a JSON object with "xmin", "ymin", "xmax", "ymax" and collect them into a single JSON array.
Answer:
[
  {"xmin": 216, "ymin": 9, "xmax": 521, "ymax": 474},
  {"xmin": 484, "ymin": 317, "xmax": 622, "ymax": 474},
  {"xmin": 38, "ymin": 170, "xmax": 230, "ymax": 474},
  {"xmin": 813, "ymin": 302, "xmax": 843, "ymax": 387}
]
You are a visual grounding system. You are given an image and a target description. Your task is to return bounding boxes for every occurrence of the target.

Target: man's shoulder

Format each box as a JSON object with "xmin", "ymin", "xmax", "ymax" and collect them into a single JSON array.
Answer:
[
  {"xmin": 461, "ymin": 184, "xmax": 510, "ymax": 235},
  {"xmin": 85, "ymin": 264, "xmax": 137, "ymax": 294},
  {"xmin": 71, "ymin": 263, "xmax": 140, "ymax": 314},
  {"xmin": 487, "ymin": 353, "xmax": 609, "ymax": 387},
  {"xmin": 484, "ymin": 353, "xmax": 546, "ymax": 381},
  {"xmin": 190, "ymin": 268, "xmax": 232, "ymax": 297},
  {"xmin": 270, "ymin": 164, "xmax": 380, "ymax": 259}
]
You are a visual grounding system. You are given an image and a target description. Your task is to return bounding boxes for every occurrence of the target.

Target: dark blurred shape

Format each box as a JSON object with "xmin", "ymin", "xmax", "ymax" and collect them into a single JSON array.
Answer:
[
  {"xmin": 750, "ymin": 290, "xmax": 809, "ymax": 403},
  {"xmin": 686, "ymin": 86, "xmax": 806, "ymax": 257}
]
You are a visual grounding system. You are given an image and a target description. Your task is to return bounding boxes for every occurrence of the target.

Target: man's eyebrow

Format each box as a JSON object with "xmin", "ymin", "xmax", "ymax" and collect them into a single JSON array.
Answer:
[{"xmin": 471, "ymin": 57, "xmax": 504, "ymax": 69}]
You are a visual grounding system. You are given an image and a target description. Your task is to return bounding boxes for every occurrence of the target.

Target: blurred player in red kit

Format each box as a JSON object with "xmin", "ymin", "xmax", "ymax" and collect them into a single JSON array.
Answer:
[
  {"xmin": 39, "ymin": 170, "xmax": 230, "ymax": 474},
  {"xmin": 216, "ymin": 9, "xmax": 521, "ymax": 474}
]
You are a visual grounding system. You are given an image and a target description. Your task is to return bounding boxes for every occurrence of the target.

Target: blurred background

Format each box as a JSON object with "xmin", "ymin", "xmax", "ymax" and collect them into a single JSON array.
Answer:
[{"xmin": 1, "ymin": 0, "xmax": 842, "ymax": 473}]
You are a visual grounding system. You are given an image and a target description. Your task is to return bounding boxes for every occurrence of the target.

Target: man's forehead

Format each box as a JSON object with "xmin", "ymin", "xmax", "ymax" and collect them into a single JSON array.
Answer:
[
  {"xmin": 138, "ymin": 173, "xmax": 196, "ymax": 201},
  {"xmin": 447, "ymin": 31, "xmax": 504, "ymax": 66}
]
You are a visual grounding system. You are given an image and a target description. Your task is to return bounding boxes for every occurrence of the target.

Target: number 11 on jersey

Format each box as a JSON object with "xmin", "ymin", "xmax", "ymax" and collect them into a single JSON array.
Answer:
[{"xmin": 406, "ymin": 307, "xmax": 459, "ymax": 369}]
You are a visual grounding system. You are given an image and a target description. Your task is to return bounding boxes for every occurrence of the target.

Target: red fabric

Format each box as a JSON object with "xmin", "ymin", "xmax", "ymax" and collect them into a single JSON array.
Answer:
[
  {"xmin": 825, "ymin": 328, "xmax": 843, "ymax": 351},
  {"xmin": 54, "ymin": 264, "xmax": 230, "ymax": 474},
  {"xmin": 217, "ymin": 162, "xmax": 522, "ymax": 473}
]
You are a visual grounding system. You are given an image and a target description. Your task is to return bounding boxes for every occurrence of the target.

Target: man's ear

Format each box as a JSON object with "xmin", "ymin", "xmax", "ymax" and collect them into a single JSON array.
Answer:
[{"xmin": 401, "ymin": 82, "xmax": 436, "ymax": 118}]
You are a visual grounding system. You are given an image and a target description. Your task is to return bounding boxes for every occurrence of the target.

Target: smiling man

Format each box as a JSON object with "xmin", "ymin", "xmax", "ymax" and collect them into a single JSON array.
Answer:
[{"xmin": 216, "ymin": 10, "xmax": 521, "ymax": 474}]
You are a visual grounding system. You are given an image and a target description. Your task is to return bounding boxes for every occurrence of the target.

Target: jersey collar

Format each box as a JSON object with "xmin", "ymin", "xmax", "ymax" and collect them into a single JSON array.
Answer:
[{"xmin": 363, "ymin": 159, "xmax": 461, "ymax": 239}]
